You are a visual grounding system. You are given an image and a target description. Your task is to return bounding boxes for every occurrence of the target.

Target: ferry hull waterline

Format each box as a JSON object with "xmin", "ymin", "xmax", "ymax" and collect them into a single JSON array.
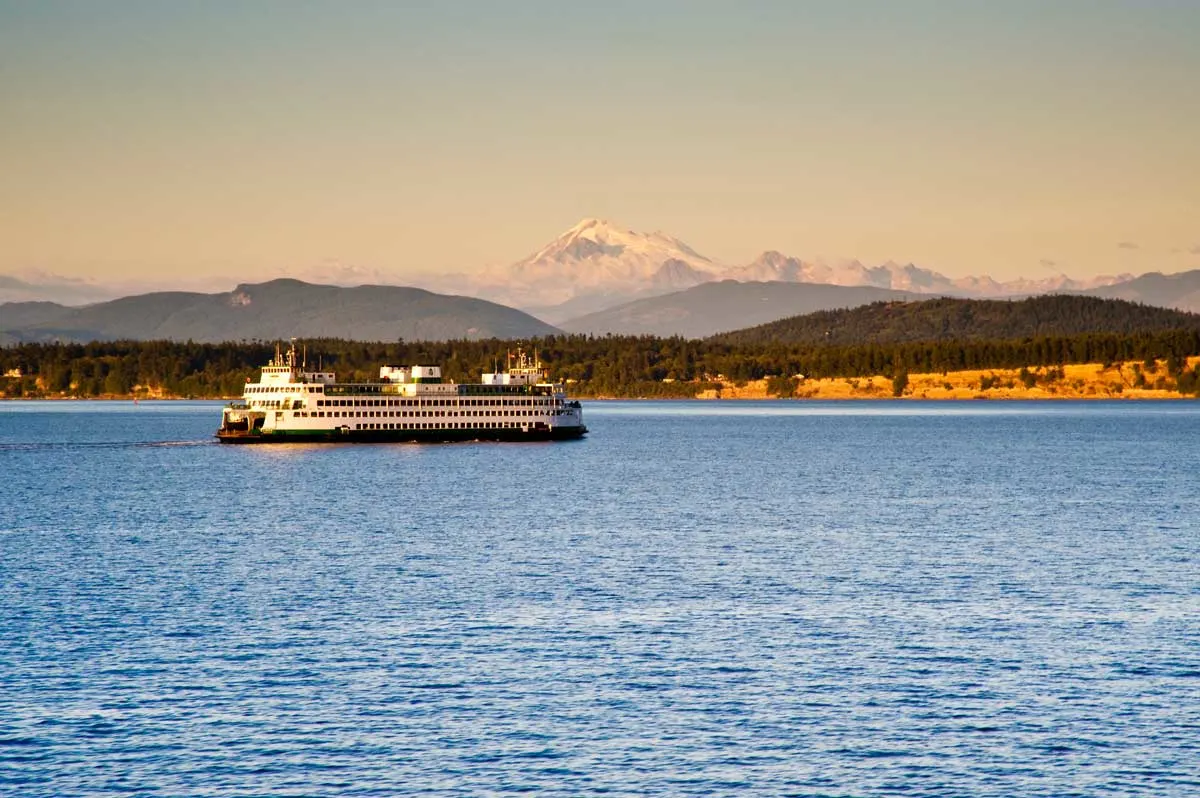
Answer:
[{"xmin": 216, "ymin": 342, "xmax": 587, "ymax": 444}]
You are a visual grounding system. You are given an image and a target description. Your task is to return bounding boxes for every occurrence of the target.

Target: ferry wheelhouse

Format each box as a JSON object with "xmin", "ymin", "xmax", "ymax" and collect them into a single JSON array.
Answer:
[{"xmin": 216, "ymin": 343, "xmax": 586, "ymax": 444}]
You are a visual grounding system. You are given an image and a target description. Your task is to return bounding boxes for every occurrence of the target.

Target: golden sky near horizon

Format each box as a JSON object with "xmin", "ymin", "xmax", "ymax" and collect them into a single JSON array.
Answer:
[{"xmin": 1, "ymin": 1, "xmax": 1197, "ymax": 286}]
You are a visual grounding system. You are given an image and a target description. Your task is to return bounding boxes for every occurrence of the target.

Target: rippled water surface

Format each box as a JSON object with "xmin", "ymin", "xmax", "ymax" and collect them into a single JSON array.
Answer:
[{"xmin": 2, "ymin": 400, "xmax": 1198, "ymax": 796}]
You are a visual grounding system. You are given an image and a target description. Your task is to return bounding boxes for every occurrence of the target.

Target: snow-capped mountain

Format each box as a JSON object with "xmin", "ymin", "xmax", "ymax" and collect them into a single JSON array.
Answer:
[
  {"xmin": 475, "ymin": 218, "xmax": 718, "ymax": 308},
  {"xmin": 719, "ymin": 251, "xmax": 807, "ymax": 283},
  {"xmin": 963, "ymin": 273, "xmax": 1133, "ymax": 295},
  {"xmin": 718, "ymin": 253, "xmax": 962, "ymax": 292},
  {"xmin": 716, "ymin": 250, "xmax": 1128, "ymax": 297}
]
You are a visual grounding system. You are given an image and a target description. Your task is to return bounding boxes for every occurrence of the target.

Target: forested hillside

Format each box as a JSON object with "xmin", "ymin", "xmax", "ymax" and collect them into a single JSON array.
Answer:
[
  {"xmin": 0, "ymin": 279, "xmax": 559, "ymax": 343},
  {"xmin": 712, "ymin": 295, "xmax": 1200, "ymax": 346}
]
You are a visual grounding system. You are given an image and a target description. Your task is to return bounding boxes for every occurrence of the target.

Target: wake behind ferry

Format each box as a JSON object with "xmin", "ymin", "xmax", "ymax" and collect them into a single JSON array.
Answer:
[{"xmin": 216, "ymin": 342, "xmax": 586, "ymax": 444}]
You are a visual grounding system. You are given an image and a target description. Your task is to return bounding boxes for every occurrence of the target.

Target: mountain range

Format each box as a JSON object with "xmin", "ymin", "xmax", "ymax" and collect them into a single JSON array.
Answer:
[
  {"xmin": 470, "ymin": 219, "xmax": 1132, "ymax": 321},
  {"xmin": 4, "ymin": 218, "xmax": 1200, "ymax": 341}
]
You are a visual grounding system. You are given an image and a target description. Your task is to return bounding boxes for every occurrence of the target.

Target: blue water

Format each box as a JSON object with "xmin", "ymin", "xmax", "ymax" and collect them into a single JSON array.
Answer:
[{"xmin": 1, "ymin": 400, "xmax": 1198, "ymax": 796}]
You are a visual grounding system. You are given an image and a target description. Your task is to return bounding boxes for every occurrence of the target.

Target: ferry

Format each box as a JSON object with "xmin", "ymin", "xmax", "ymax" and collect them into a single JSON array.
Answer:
[{"xmin": 216, "ymin": 342, "xmax": 587, "ymax": 444}]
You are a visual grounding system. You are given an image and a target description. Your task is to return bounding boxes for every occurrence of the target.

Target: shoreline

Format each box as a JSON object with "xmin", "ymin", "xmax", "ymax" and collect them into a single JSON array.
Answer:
[
  {"xmin": 4, "ymin": 359, "xmax": 1197, "ymax": 403},
  {"xmin": 3, "ymin": 396, "xmax": 1193, "ymax": 402}
]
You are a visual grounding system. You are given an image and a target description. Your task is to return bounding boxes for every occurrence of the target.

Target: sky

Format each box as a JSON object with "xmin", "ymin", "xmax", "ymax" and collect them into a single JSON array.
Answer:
[{"xmin": 2, "ymin": 0, "xmax": 1198, "ymax": 288}]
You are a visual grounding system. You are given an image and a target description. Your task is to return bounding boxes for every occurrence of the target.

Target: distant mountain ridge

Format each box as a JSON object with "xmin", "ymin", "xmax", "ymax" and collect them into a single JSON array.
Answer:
[
  {"xmin": 0, "ymin": 279, "xmax": 559, "ymax": 343},
  {"xmin": 0, "ymin": 273, "xmax": 120, "ymax": 305},
  {"xmin": 710, "ymin": 295, "xmax": 1200, "ymax": 347},
  {"xmin": 560, "ymin": 281, "xmax": 921, "ymax": 338},
  {"xmin": 1083, "ymin": 271, "xmax": 1200, "ymax": 313}
]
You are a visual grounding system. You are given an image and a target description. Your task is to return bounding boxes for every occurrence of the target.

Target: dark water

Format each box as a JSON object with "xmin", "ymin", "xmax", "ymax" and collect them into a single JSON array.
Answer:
[{"xmin": 1, "ymin": 400, "xmax": 1198, "ymax": 797}]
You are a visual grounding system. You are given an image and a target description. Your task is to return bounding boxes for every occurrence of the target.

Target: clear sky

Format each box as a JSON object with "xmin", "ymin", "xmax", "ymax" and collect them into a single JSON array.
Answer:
[{"xmin": 2, "ymin": 0, "xmax": 1197, "ymax": 285}]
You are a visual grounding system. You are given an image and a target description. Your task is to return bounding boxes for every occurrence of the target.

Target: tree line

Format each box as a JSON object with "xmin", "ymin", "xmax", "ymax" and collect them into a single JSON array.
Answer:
[{"xmin": 3, "ymin": 330, "xmax": 1200, "ymax": 398}]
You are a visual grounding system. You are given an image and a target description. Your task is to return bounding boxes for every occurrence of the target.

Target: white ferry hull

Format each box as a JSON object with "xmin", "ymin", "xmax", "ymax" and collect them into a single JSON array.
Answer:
[{"xmin": 216, "ymin": 423, "xmax": 587, "ymax": 444}]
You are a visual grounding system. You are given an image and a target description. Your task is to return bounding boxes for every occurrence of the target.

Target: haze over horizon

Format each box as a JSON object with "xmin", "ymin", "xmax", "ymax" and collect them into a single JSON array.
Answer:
[{"xmin": 3, "ymin": 1, "xmax": 1198, "ymax": 290}]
